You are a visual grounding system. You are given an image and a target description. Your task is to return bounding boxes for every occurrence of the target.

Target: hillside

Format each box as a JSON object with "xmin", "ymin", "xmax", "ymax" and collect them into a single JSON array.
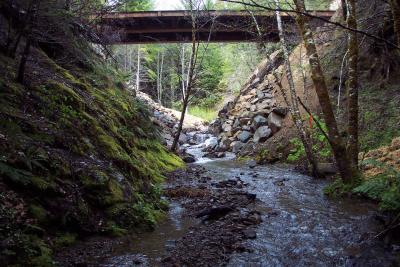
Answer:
[{"xmin": 0, "ymin": 35, "xmax": 183, "ymax": 267}]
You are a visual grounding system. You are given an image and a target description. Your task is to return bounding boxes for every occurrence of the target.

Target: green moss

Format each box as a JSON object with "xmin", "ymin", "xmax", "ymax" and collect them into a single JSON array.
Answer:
[
  {"xmin": 103, "ymin": 179, "xmax": 125, "ymax": 205},
  {"xmin": 29, "ymin": 204, "xmax": 47, "ymax": 223},
  {"xmin": 28, "ymin": 237, "xmax": 54, "ymax": 267},
  {"xmin": 53, "ymin": 233, "xmax": 77, "ymax": 248},
  {"xmin": 104, "ymin": 221, "xmax": 128, "ymax": 237},
  {"xmin": 30, "ymin": 176, "xmax": 56, "ymax": 192}
]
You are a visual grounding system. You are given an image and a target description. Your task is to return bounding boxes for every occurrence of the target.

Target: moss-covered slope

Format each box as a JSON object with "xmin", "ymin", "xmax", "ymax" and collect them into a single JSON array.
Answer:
[{"xmin": 0, "ymin": 49, "xmax": 183, "ymax": 266}]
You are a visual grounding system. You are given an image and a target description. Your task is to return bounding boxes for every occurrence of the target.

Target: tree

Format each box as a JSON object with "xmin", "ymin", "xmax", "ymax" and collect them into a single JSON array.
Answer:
[
  {"xmin": 171, "ymin": 0, "xmax": 199, "ymax": 152},
  {"xmin": 171, "ymin": 0, "xmax": 216, "ymax": 152},
  {"xmin": 389, "ymin": 0, "xmax": 400, "ymax": 46},
  {"xmin": 346, "ymin": 0, "xmax": 359, "ymax": 172},
  {"xmin": 293, "ymin": 0, "xmax": 354, "ymax": 182},
  {"xmin": 274, "ymin": 0, "xmax": 320, "ymax": 177}
]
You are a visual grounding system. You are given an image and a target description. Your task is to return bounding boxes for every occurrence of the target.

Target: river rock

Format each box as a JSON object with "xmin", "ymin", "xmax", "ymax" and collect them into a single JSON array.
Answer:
[
  {"xmin": 230, "ymin": 141, "xmax": 245, "ymax": 153},
  {"xmin": 182, "ymin": 155, "xmax": 196, "ymax": 163},
  {"xmin": 237, "ymin": 131, "xmax": 252, "ymax": 143},
  {"xmin": 242, "ymin": 229, "xmax": 257, "ymax": 239},
  {"xmin": 253, "ymin": 126, "xmax": 272, "ymax": 143},
  {"xmin": 253, "ymin": 115, "xmax": 268, "ymax": 128},
  {"xmin": 205, "ymin": 137, "xmax": 218, "ymax": 149},
  {"xmin": 222, "ymin": 122, "xmax": 233, "ymax": 132},
  {"xmin": 268, "ymin": 112, "xmax": 283, "ymax": 134},
  {"xmin": 233, "ymin": 119, "xmax": 240, "ymax": 128},
  {"xmin": 272, "ymin": 107, "xmax": 288, "ymax": 116},
  {"xmin": 179, "ymin": 133, "xmax": 188, "ymax": 144},
  {"xmin": 209, "ymin": 119, "xmax": 222, "ymax": 135}
]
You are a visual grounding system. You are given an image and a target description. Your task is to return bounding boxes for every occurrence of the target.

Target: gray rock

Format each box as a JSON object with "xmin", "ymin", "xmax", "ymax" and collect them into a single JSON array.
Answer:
[
  {"xmin": 209, "ymin": 119, "xmax": 222, "ymax": 135},
  {"xmin": 248, "ymin": 160, "xmax": 257, "ymax": 168},
  {"xmin": 178, "ymin": 133, "xmax": 188, "ymax": 144},
  {"xmin": 242, "ymin": 229, "xmax": 257, "ymax": 239},
  {"xmin": 256, "ymin": 90, "xmax": 265, "ymax": 99},
  {"xmin": 233, "ymin": 119, "xmax": 240, "ymax": 128},
  {"xmin": 183, "ymin": 155, "xmax": 196, "ymax": 163},
  {"xmin": 253, "ymin": 115, "xmax": 268, "ymax": 128},
  {"xmin": 230, "ymin": 141, "xmax": 245, "ymax": 153},
  {"xmin": 237, "ymin": 131, "xmax": 252, "ymax": 143},
  {"xmin": 205, "ymin": 137, "xmax": 218, "ymax": 149},
  {"xmin": 272, "ymin": 107, "xmax": 288, "ymax": 116},
  {"xmin": 254, "ymin": 126, "xmax": 272, "ymax": 143},
  {"xmin": 268, "ymin": 112, "xmax": 283, "ymax": 134}
]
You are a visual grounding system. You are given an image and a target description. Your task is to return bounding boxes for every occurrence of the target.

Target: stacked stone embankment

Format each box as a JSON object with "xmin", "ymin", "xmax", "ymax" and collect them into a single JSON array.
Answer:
[{"xmin": 209, "ymin": 50, "xmax": 289, "ymax": 155}]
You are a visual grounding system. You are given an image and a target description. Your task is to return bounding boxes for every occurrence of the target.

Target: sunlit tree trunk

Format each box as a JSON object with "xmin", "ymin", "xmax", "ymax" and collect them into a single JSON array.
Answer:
[
  {"xmin": 274, "ymin": 0, "xmax": 320, "ymax": 177},
  {"xmin": 172, "ymin": 0, "xmax": 197, "ymax": 152},
  {"xmin": 136, "ymin": 45, "xmax": 140, "ymax": 91},
  {"xmin": 346, "ymin": 0, "xmax": 359, "ymax": 172},
  {"xmin": 293, "ymin": 0, "xmax": 354, "ymax": 182}
]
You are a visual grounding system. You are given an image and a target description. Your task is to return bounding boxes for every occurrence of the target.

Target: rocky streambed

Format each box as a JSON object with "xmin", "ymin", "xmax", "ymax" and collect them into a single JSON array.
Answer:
[{"xmin": 55, "ymin": 135, "xmax": 399, "ymax": 266}]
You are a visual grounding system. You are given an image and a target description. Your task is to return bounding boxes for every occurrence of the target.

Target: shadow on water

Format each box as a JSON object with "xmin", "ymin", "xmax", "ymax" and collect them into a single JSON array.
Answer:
[{"xmin": 98, "ymin": 201, "xmax": 195, "ymax": 267}]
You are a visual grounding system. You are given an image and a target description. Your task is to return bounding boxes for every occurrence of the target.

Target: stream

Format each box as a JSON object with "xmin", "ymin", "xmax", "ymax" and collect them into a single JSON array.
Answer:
[{"xmin": 63, "ymin": 136, "xmax": 397, "ymax": 266}]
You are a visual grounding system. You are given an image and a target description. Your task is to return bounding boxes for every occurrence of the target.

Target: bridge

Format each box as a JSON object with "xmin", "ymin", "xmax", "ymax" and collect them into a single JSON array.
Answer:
[{"xmin": 95, "ymin": 10, "xmax": 335, "ymax": 44}]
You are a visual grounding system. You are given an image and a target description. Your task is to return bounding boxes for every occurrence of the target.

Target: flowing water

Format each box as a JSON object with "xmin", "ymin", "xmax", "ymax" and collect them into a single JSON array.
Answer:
[{"xmin": 96, "ymin": 138, "xmax": 396, "ymax": 266}]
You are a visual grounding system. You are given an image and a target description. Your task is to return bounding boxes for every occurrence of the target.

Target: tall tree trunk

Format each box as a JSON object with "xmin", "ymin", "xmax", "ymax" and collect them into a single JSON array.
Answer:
[
  {"xmin": 172, "ymin": 1, "xmax": 197, "ymax": 152},
  {"xmin": 346, "ymin": 0, "xmax": 359, "ymax": 172},
  {"xmin": 293, "ymin": 0, "xmax": 354, "ymax": 182},
  {"xmin": 274, "ymin": 0, "xmax": 320, "ymax": 177},
  {"xmin": 157, "ymin": 50, "xmax": 161, "ymax": 103},
  {"xmin": 389, "ymin": 0, "xmax": 400, "ymax": 46},
  {"xmin": 136, "ymin": 45, "xmax": 140, "ymax": 91},
  {"xmin": 17, "ymin": 38, "xmax": 31, "ymax": 84},
  {"xmin": 181, "ymin": 45, "xmax": 186, "ymax": 101},
  {"xmin": 160, "ymin": 51, "xmax": 164, "ymax": 104}
]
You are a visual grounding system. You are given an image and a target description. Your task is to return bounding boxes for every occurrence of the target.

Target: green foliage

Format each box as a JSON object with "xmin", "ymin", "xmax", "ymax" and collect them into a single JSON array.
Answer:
[
  {"xmin": 324, "ymin": 178, "xmax": 359, "ymax": 197},
  {"xmin": 359, "ymin": 84, "xmax": 400, "ymax": 151},
  {"xmin": 353, "ymin": 160, "xmax": 400, "ymax": 211},
  {"xmin": 287, "ymin": 117, "xmax": 332, "ymax": 162},
  {"xmin": 53, "ymin": 233, "xmax": 77, "ymax": 248},
  {"xmin": 188, "ymin": 106, "xmax": 217, "ymax": 122}
]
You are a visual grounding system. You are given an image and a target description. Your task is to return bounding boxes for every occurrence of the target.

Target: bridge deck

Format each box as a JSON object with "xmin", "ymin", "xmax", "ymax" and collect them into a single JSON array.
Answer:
[{"xmin": 95, "ymin": 10, "xmax": 334, "ymax": 44}]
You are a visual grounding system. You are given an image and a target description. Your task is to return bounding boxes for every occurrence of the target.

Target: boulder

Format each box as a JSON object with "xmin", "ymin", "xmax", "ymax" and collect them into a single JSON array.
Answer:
[
  {"xmin": 253, "ymin": 126, "xmax": 272, "ymax": 143},
  {"xmin": 209, "ymin": 119, "xmax": 222, "ymax": 135},
  {"xmin": 230, "ymin": 141, "xmax": 245, "ymax": 153},
  {"xmin": 205, "ymin": 137, "xmax": 218, "ymax": 149},
  {"xmin": 182, "ymin": 155, "xmax": 196, "ymax": 163},
  {"xmin": 253, "ymin": 115, "xmax": 268, "ymax": 128},
  {"xmin": 218, "ymin": 136, "xmax": 233, "ymax": 151},
  {"xmin": 222, "ymin": 124, "xmax": 232, "ymax": 133},
  {"xmin": 237, "ymin": 131, "xmax": 252, "ymax": 143},
  {"xmin": 178, "ymin": 133, "xmax": 188, "ymax": 144},
  {"xmin": 272, "ymin": 107, "xmax": 288, "ymax": 117},
  {"xmin": 268, "ymin": 112, "xmax": 283, "ymax": 134}
]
